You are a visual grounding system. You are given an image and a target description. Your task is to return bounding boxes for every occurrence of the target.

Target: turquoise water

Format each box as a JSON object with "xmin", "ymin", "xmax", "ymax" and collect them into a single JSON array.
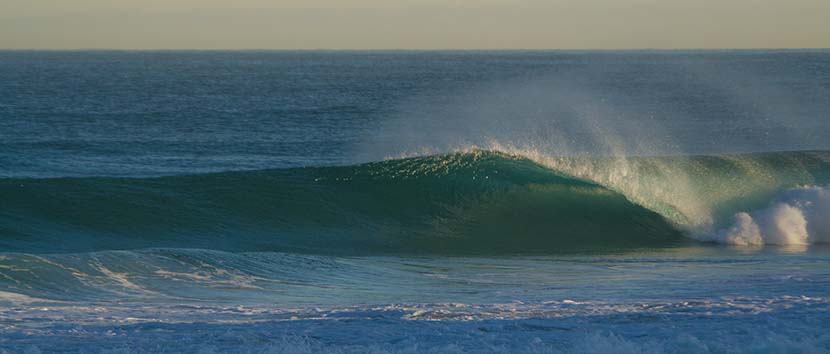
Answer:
[{"xmin": 1, "ymin": 50, "xmax": 829, "ymax": 353}]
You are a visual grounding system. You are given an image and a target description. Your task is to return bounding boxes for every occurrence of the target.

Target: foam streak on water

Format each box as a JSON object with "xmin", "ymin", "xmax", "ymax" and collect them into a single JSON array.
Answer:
[{"xmin": 1, "ymin": 249, "xmax": 829, "ymax": 353}]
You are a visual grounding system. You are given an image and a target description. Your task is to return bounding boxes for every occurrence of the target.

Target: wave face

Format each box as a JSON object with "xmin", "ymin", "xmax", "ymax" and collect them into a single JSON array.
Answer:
[
  {"xmin": 2, "ymin": 150, "xmax": 829, "ymax": 254},
  {"xmin": 1, "ymin": 151, "xmax": 686, "ymax": 254}
]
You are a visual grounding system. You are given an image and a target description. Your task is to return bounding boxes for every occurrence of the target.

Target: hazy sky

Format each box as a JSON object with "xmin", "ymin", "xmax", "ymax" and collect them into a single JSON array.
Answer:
[{"xmin": 2, "ymin": 0, "xmax": 829, "ymax": 50}]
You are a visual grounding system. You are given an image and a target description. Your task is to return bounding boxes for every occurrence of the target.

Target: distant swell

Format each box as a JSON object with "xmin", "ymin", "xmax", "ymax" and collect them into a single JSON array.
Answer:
[{"xmin": 1, "ymin": 150, "xmax": 828, "ymax": 254}]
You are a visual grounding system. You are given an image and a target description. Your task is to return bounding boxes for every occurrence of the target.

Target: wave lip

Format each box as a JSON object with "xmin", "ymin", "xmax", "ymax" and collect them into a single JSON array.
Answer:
[{"xmin": 476, "ymin": 146, "xmax": 830, "ymax": 247}]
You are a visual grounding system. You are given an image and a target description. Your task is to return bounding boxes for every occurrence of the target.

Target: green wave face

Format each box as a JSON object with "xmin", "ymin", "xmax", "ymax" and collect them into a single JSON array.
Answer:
[
  {"xmin": 0, "ymin": 151, "xmax": 686, "ymax": 255},
  {"xmin": 3, "ymin": 150, "xmax": 829, "ymax": 254}
]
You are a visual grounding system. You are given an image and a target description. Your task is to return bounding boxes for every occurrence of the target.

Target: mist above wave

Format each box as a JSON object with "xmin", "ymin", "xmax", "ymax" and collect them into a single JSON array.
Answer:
[{"xmin": 359, "ymin": 60, "xmax": 830, "ymax": 247}]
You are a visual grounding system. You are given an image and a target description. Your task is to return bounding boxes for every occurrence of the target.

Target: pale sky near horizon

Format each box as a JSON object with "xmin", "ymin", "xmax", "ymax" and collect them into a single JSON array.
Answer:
[{"xmin": 1, "ymin": 0, "xmax": 829, "ymax": 50}]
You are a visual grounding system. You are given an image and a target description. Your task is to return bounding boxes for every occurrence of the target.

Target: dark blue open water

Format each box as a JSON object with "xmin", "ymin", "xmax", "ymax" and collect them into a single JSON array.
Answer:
[{"xmin": 1, "ymin": 51, "xmax": 829, "ymax": 353}]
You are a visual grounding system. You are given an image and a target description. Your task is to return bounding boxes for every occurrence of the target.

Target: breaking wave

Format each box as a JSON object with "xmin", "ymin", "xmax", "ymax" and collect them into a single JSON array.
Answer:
[{"xmin": 1, "ymin": 149, "xmax": 828, "ymax": 254}]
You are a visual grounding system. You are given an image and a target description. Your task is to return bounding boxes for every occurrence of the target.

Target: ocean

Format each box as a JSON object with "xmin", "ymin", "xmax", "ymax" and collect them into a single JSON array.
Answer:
[{"xmin": 1, "ymin": 50, "xmax": 829, "ymax": 353}]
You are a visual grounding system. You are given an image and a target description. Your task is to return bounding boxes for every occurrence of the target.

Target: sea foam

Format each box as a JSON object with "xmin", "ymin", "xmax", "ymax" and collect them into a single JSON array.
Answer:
[{"xmin": 717, "ymin": 186, "xmax": 830, "ymax": 246}]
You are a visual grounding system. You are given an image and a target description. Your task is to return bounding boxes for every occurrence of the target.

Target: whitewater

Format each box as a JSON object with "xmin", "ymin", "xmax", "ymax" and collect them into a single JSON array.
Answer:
[{"xmin": 1, "ymin": 50, "xmax": 829, "ymax": 353}]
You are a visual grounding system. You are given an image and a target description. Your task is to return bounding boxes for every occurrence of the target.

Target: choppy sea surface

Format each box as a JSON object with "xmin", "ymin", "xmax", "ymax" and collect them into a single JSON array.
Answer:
[{"xmin": 1, "ymin": 50, "xmax": 829, "ymax": 353}]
